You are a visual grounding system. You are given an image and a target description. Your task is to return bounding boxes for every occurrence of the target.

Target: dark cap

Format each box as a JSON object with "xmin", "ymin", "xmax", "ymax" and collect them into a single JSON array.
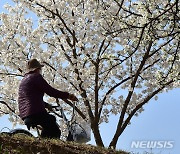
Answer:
[{"xmin": 26, "ymin": 59, "xmax": 44, "ymax": 73}]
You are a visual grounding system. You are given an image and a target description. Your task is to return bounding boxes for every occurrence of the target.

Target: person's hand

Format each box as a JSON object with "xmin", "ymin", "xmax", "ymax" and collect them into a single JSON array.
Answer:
[
  {"xmin": 45, "ymin": 103, "xmax": 53, "ymax": 111},
  {"xmin": 68, "ymin": 94, "xmax": 78, "ymax": 101}
]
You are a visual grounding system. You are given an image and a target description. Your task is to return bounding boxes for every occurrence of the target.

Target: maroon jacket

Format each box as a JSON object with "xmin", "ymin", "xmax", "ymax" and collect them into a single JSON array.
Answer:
[{"xmin": 18, "ymin": 72, "xmax": 69, "ymax": 119}]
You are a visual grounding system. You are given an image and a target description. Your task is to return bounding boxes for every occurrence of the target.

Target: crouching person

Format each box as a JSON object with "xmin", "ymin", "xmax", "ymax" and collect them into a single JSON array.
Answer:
[{"xmin": 18, "ymin": 59, "xmax": 78, "ymax": 139}]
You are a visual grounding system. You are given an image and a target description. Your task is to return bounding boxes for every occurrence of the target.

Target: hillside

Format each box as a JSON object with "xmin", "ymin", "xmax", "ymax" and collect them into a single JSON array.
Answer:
[{"xmin": 0, "ymin": 134, "xmax": 128, "ymax": 154}]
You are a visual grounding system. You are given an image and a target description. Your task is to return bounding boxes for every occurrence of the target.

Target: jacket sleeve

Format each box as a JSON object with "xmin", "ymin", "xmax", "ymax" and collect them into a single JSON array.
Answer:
[{"xmin": 36, "ymin": 74, "xmax": 69, "ymax": 99}]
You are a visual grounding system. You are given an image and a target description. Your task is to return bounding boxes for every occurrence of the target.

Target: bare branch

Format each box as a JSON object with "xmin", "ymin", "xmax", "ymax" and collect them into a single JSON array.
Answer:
[
  {"xmin": 0, "ymin": 101, "xmax": 15, "ymax": 113},
  {"xmin": 0, "ymin": 72, "xmax": 23, "ymax": 77},
  {"xmin": 159, "ymin": 41, "xmax": 179, "ymax": 84},
  {"xmin": 62, "ymin": 99, "xmax": 86, "ymax": 120}
]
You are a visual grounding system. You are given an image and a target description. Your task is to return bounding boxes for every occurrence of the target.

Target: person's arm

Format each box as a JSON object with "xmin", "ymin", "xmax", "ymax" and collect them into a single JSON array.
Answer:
[
  {"xmin": 36, "ymin": 74, "xmax": 78, "ymax": 101},
  {"xmin": 36, "ymin": 74, "xmax": 69, "ymax": 99}
]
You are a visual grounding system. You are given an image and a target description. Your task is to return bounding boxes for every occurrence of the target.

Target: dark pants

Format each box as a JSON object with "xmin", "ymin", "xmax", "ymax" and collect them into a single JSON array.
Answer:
[{"xmin": 23, "ymin": 112, "xmax": 61, "ymax": 139}]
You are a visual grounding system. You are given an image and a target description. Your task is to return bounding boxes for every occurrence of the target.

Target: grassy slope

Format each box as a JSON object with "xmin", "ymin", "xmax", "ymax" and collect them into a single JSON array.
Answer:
[{"xmin": 0, "ymin": 134, "xmax": 128, "ymax": 154}]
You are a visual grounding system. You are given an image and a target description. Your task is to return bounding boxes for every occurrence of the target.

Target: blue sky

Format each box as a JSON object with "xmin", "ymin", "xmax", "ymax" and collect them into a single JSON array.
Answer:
[{"xmin": 0, "ymin": 1, "xmax": 179, "ymax": 153}]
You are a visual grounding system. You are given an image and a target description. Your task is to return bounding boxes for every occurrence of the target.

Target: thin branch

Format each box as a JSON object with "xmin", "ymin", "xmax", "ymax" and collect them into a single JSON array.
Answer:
[
  {"xmin": 0, "ymin": 101, "xmax": 15, "ymax": 113},
  {"xmin": 0, "ymin": 72, "xmax": 23, "ymax": 77},
  {"xmin": 98, "ymin": 39, "xmax": 106, "ymax": 57},
  {"xmin": 113, "ymin": 0, "xmax": 125, "ymax": 15},
  {"xmin": 149, "ymin": 35, "xmax": 176, "ymax": 57},
  {"xmin": 160, "ymin": 41, "xmax": 179, "ymax": 83},
  {"xmin": 148, "ymin": 2, "xmax": 177, "ymax": 23},
  {"xmin": 62, "ymin": 99, "xmax": 86, "ymax": 120}
]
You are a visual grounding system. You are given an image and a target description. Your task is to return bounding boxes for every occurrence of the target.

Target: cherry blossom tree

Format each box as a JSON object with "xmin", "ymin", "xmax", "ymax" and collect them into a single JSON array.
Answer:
[{"xmin": 0, "ymin": 0, "xmax": 179, "ymax": 149}]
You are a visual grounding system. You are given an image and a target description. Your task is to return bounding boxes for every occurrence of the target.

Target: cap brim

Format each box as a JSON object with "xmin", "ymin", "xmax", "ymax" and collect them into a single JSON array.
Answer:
[{"xmin": 26, "ymin": 66, "xmax": 44, "ymax": 73}]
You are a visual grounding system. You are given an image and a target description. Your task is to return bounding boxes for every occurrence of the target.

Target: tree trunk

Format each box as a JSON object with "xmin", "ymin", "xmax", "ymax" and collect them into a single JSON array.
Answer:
[
  {"xmin": 91, "ymin": 121, "xmax": 104, "ymax": 147},
  {"xmin": 108, "ymin": 126, "xmax": 123, "ymax": 149}
]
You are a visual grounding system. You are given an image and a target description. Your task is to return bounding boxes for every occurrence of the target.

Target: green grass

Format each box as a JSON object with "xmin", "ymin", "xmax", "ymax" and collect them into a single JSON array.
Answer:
[{"xmin": 0, "ymin": 134, "xmax": 129, "ymax": 154}]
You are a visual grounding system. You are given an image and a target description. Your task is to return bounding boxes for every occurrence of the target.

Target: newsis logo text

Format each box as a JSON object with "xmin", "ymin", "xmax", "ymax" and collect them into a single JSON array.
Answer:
[{"xmin": 131, "ymin": 141, "xmax": 174, "ymax": 149}]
